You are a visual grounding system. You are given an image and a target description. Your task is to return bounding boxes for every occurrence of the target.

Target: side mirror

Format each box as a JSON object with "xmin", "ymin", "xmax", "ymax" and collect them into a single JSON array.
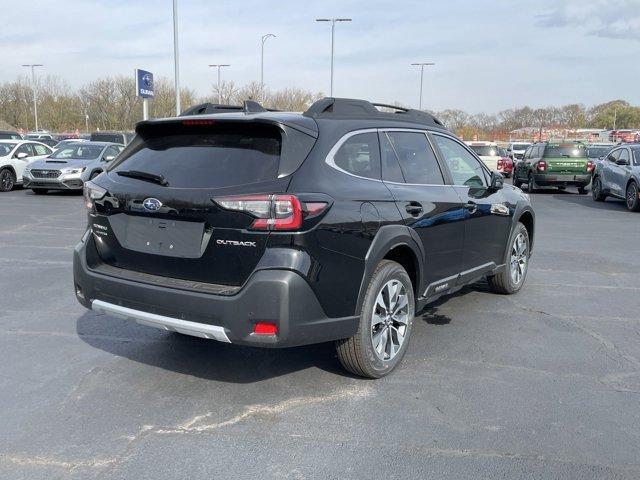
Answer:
[
  {"xmin": 489, "ymin": 171, "xmax": 504, "ymax": 191},
  {"xmin": 102, "ymin": 155, "xmax": 115, "ymax": 162},
  {"xmin": 616, "ymin": 158, "xmax": 629, "ymax": 166},
  {"xmin": 607, "ymin": 154, "xmax": 616, "ymax": 162},
  {"xmin": 15, "ymin": 152, "xmax": 29, "ymax": 160}
]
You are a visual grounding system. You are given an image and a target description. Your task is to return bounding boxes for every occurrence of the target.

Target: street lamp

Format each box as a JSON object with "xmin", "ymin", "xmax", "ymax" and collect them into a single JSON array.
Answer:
[
  {"xmin": 410, "ymin": 62, "xmax": 435, "ymax": 110},
  {"xmin": 261, "ymin": 33, "xmax": 276, "ymax": 89},
  {"xmin": 315, "ymin": 18, "xmax": 352, "ymax": 97},
  {"xmin": 21, "ymin": 64, "xmax": 43, "ymax": 131},
  {"xmin": 172, "ymin": 0, "xmax": 180, "ymax": 115},
  {"xmin": 208, "ymin": 64, "xmax": 231, "ymax": 104}
]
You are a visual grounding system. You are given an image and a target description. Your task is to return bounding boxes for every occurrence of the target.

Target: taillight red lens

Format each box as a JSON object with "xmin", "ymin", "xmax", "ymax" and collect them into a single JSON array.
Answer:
[
  {"xmin": 253, "ymin": 322, "xmax": 277, "ymax": 335},
  {"xmin": 497, "ymin": 159, "xmax": 504, "ymax": 170},
  {"xmin": 586, "ymin": 160, "xmax": 594, "ymax": 172},
  {"xmin": 214, "ymin": 194, "xmax": 303, "ymax": 231},
  {"xmin": 538, "ymin": 161, "xmax": 547, "ymax": 172}
]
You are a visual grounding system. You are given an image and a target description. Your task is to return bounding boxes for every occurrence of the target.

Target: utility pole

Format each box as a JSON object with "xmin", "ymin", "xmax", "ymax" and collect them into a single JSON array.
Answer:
[
  {"xmin": 21, "ymin": 64, "xmax": 43, "ymax": 131},
  {"xmin": 172, "ymin": 0, "xmax": 181, "ymax": 115},
  {"xmin": 315, "ymin": 18, "xmax": 352, "ymax": 97},
  {"xmin": 261, "ymin": 33, "xmax": 276, "ymax": 89},
  {"xmin": 410, "ymin": 62, "xmax": 435, "ymax": 110},
  {"xmin": 208, "ymin": 64, "xmax": 230, "ymax": 104}
]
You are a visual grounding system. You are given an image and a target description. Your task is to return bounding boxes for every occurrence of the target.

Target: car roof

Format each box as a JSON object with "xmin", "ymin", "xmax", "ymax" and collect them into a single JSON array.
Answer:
[
  {"xmin": 58, "ymin": 141, "xmax": 120, "ymax": 147},
  {"xmin": 465, "ymin": 141, "xmax": 496, "ymax": 146}
]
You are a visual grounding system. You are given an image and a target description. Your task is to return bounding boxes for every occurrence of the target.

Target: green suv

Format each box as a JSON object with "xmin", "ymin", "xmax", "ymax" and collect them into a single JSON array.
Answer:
[{"xmin": 513, "ymin": 141, "xmax": 593, "ymax": 194}]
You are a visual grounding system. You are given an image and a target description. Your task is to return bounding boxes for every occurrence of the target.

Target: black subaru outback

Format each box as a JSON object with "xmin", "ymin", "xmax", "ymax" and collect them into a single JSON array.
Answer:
[{"xmin": 74, "ymin": 98, "xmax": 535, "ymax": 378}]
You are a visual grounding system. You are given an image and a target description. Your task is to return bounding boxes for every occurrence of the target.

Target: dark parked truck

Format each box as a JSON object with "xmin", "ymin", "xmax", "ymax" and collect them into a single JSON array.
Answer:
[
  {"xmin": 74, "ymin": 98, "xmax": 535, "ymax": 378},
  {"xmin": 513, "ymin": 141, "xmax": 593, "ymax": 194}
]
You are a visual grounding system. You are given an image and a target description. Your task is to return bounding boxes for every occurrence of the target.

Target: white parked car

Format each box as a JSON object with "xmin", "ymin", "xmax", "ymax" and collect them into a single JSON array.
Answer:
[
  {"xmin": 465, "ymin": 141, "xmax": 503, "ymax": 170},
  {"xmin": 0, "ymin": 140, "xmax": 54, "ymax": 192}
]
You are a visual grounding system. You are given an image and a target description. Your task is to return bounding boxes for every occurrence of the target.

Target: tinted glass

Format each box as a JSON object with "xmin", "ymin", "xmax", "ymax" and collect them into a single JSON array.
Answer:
[
  {"xmin": 386, "ymin": 132, "xmax": 443, "ymax": 184},
  {"xmin": 633, "ymin": 149, "xmax": 640, "ymax": 166},
  {"xmin": 112, "ymin": 131, "xmax": 282, "ymax": 188},
  {"xmin": 0, "ymin": 143, "xmax": 17, "ymax": 156},
  {"xmin": 0, "ymin": 133, "xmax": 21, "ymax": 140},
  {"xmin": 380, "ymin": 132, "xmax": 404, "ymax": 183},
  {"xmin": 511, "ymin": 143, "xmax": 530, "ymax": 150},
  {"xmin": 433, "ymin": 135, "xmax": 487, "ymax": 187},
  {"xmin": 608, "ymin": 149, "xmax": 621, "ymax": 161},
  {"xmin": 469, "ymin": 145, "xmax": 499, "ymax": 156},
  {"xmin": 51, "ymin": 145, "xmax": 104, "ymax": 160},
  {"xmin": 91, "ymin": 133, "xmax": 124, "ymax": 144},
  {"xmin": 15, "ymin": 144, "xmax": 33, "ymax": 156},
  {"xmin": 332, "ymin": 132, "xmax": 381, "ymax": 180},
  {"xmin": 543, "ymin": 144, "xmax": 587, "ymax": 158}
]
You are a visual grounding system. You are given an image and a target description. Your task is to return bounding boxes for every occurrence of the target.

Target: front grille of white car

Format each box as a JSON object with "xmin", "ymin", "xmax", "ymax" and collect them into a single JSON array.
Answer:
[{"xmin": 31, "ymin": 169, "xmax": 61, "ymax": 179}]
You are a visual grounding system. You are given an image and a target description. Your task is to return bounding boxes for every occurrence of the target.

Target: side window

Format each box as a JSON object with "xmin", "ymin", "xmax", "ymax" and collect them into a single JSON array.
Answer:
[
  {"xmin": 15, "ymin": 144, "xmax": 33, "ymax": 157},
  {"xmin": 104, "ymin": 146, "xmax": 120, "ymax": 159},
  {"xmin": 608, "ymin": 149, "xmax": 621, "ymax": 162},
  {"xmin": 432, "ymin": 134, "xmax": 487, "ymax": 187},
  {"xmin": 32, "ymin": 143, "xmax": 50, "ymax": 156},
  {"xmin": 634, "ymin": 149, "xmax": 640, "ymax": 166},
  {"xmin": 331, "ymin": 132, "xmax": 381, "ymax": 180},
  {"xmin": 385, "ymin": 131, "xmax": 444, "ymax": 185},
  {"xmin": 534, "ymin": 146, "xmax": 543, "ymax": 158},
  {"xmin": 379, "ymin": 132, "xmax": 405, "ymax": 183},
  {"xmin": 618, "ymin": 149, "xmax": 630, "ymax": 164},
  {"xmin": 524, "ymin": 147, "xmax": 532, "ymax": 159}
]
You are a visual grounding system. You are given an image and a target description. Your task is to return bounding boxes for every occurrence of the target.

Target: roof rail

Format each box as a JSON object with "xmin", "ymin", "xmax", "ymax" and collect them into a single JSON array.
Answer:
[
  {"xmin": 303, "ymin": 97, "xmax": 445, "ymax": 128},
  {"xmin": 181, "ymin": 100, "xmax": 276, "ymax": 116}
]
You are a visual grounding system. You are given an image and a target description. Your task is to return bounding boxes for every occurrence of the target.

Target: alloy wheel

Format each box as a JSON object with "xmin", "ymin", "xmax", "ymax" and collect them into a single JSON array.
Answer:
[
  {"xmin": 510, "ymin": 232, "xmax": 528, "ymax": 285},
  {"xmin": 627, "ymin": 183, "xmax": 638, "ymax": 210},
  {"xmin": 0, "ymin": 170, "xmax": 14, "ymax": 192},
  {"xmin": 371, "ymin": 279, "xmax": 409, "ymax": 361}
]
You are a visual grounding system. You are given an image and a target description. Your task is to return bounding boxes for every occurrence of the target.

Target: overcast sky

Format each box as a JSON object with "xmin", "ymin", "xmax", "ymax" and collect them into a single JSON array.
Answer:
[{"xmin": 1, "ymin": 0, "xmax": 638, "ymax": 112}]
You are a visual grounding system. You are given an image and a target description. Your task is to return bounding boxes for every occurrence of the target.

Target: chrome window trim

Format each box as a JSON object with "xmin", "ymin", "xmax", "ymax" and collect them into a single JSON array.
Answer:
[{"xmin": 324, "ymin": 128, "xmax": 383, "ymax": 183}]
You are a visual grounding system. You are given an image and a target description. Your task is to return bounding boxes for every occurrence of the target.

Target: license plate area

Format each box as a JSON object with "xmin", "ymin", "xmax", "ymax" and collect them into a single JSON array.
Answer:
[{"xmin": 108, "ymin": 213, "xmax": 209, "ymax": 258}]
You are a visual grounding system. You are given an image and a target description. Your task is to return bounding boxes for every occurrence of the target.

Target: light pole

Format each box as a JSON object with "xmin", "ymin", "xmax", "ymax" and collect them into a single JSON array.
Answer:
[
  {"xmin": 208, "ymin": 64, "xmax": 230, "ymax": 104},
  {"xmin": 172, "ymin": 0, "xmax": 180, "ymax": 115},
  {"xmin": 261, "ymin": 33, "xmax": 276, "ymax": 89},
  {"xmin": 316, "ymin": 18, "xmax": 351, "ymax": 97},
  {"xmin": 410, "ymin": 62, "xmax": 435, "ymax": 110},
  {"xmin": 21, "ymin": 64, "xmax": 43, "ymax": 131}
]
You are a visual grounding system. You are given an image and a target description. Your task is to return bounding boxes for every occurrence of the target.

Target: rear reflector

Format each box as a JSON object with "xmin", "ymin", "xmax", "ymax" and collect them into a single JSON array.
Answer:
[{"xmin": 253, "ymin": 322, "xmax": 277, "ymax": 335}]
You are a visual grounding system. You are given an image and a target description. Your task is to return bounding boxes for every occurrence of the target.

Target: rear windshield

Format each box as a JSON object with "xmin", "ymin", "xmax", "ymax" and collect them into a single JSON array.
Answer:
[
  {"xmin": 469, "ymin": 145, "xmax": 499, "ymax": 156},
  {"xmin": 543, "ymin": 145, "xmax": 586, "ymax": 158},
  {"xmin": 111, "ymin": 129, "xmax": 282, "ymax": 188},
  {"xmin": 587, "ymin": 147, "xmax": 611, "ymax": 158},
  {"xmin": 0, "ymin": 133, "xmax": 21, "ymax": 140},
  {"xmin": 91, "ymin": 133, "xmax": 124, "ymax": 144},
  {"xmin": 511, "ymin": 143, "xmax": 530, "ymax": 150}
]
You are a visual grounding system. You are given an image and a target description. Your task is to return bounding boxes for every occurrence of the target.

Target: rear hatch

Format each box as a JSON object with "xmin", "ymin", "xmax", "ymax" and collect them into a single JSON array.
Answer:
[
  {"xmin": 543, "ymin": 144, "xmax": 589, "ymax": 173},
  {"xmin": 88, "ymin": 117, "xmax": 317, "ymax": 287}
]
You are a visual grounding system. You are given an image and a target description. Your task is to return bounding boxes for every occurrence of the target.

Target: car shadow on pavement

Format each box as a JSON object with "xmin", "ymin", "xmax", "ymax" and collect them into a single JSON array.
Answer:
[
  {"xmin": 76, "ymin": 312, "xmax": 353, "ymax": 383},
  {"xmin": 551, "ymin": 193, "xmax": 628, "ymax": 211}
]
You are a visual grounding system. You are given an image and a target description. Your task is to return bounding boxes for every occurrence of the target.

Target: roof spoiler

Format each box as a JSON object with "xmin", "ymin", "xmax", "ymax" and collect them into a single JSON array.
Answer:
[
  {"xmin": 180, "ymin": 100, "xmax": 278, "ymax": 116},
  {"xmin": 303, "ymin": 97, "xmax": 445, "ymax": 128}
]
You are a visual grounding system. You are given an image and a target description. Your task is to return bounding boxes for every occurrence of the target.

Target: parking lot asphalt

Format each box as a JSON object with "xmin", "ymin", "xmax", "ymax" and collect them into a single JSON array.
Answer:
[{"xmin": 1, "ymin": 185, "xmax": 639, "ymax": 480}]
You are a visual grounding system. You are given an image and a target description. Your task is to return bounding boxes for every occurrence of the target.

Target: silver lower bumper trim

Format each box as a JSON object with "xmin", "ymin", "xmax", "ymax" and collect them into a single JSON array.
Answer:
[{"xmin": 91, "ymin": 299, "xmax": 231, "ymax": 342}]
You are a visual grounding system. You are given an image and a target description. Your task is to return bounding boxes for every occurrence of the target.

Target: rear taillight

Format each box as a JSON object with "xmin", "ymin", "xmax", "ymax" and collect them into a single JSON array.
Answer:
[
  {"xmin": 586, "ymin": 160, "xmax": 594, "ymax": 173},
  {"xmin": 83, "ymin": 181, "xmax": 106, "ymax": 210},
  {"xmin": 497, "ymin": 159, "xmax": 504, "ymax": 170},
  {"xmin": 214, "ymin": 194, "xmax": 319, "ymax": 231},
  {"xmin": 537, "ymin": 160, "xmax": 547, "ymax": 172}
]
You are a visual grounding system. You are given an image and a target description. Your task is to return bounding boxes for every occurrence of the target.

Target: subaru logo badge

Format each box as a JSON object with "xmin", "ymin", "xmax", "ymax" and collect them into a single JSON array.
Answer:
[
  {"xmin": 143, "ymin": 198, "xmax": 162, "ymax": 212},
  {"xmin": 142, "ymin": 73, "xmax": 153, "ymax": 89}
]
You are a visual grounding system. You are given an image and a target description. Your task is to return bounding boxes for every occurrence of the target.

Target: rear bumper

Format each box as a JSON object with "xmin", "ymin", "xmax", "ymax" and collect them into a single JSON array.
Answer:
[
  {"xmin": 533, "ymin": 173, "xmax": 591, "ymax": 186},
  {"xmin": 73, "ymin": 238, "xmax": 358, "ymax": 347}
]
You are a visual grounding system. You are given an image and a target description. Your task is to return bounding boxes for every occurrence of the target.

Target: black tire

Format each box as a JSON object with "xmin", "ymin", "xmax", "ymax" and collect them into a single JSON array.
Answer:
[
  {"xmin": 513, "ymin": 175, "xmax": 523, "ymax": 188},
  {"xmin": 0, "ymin": 168, "xmax": 16, "ymax": 192},
  {"xmin": 592, "ymin": 177, "xmax": 606, "ymax": 202},
  {"xmin": 626, "ymin": 182, "xmax": 640, "ymax": 212},
  {"xmin": 487, "ymin": 222, "xmax": 530, "ymax": 295},
  {"xmin": 32, "ymin": 189, "xmax": 48, "ymax": 195},
  {"xmin": 527, "ymin": 173, "xmax": 536, "ymax": 193},
  {"xmin": 577, "ymin": 186, "xmax": 588, "ymax": 195},
  {"xmin": 336, "ymin": 260, "xmax": 415, "ymax": 379}
]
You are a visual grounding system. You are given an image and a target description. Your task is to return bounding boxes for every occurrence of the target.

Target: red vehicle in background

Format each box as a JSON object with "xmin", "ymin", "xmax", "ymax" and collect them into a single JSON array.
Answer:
[{"xmin": 610, "ymin": 130, "xmax": 640, "ymax": 143}]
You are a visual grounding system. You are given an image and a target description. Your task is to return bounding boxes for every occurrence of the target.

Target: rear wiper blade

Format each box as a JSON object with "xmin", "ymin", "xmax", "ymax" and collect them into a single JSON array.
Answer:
[{"xmin": 116, "ymin": 170, "xmax": 169, "ymax": 186}]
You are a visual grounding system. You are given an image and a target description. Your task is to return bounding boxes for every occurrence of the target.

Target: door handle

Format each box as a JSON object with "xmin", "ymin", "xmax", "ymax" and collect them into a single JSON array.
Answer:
[
  {"xmin": 405, "ymin": 202, "xmax": 423, "ymax": 216},
  {"xmin": 465, "ymin": 201, "xmax": 477, "ymax": 214}
]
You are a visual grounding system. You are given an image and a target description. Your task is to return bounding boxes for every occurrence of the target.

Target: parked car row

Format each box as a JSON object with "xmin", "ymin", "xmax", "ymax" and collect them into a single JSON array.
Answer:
[
  {"xmin": 592, "ymin": 144, "xmax": 640, "ymax": 211},
  {"xmin": 0, "ymin": 139, "xmax": 123, "ymax": 193}
]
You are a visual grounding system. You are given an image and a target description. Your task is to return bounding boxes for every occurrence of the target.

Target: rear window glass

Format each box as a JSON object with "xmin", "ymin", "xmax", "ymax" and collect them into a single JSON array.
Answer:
[
  {"xmin": 111, "ymin": 131, "xmax": 282, "ymax": 188},
  {"xmin": 511, "ymin": 143, "xmax": 530, "ymax": 150},
  {"xmin": 91, "ymin": 133, "xmax": 124, "ymax": 144},
  {"xmin": 332, "ymin": 132, "xmax": 381, "ymax": 180},
  {"xmin": 587, "ymin": 147, "xmax": 611, "ymax": 158},
  {"xmin": 469, "ymin": 145, "xmax": 499, "ymax": 157},
  {"xmin": 543, "ymin": 145, "xmax": 586, "ymax": 158}
]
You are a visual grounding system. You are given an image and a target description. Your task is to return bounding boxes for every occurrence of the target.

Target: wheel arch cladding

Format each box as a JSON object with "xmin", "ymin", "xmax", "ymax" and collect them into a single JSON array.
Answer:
[{"xmin": 355, "ymin": 225, "xmax": 425, "ymax": 315}]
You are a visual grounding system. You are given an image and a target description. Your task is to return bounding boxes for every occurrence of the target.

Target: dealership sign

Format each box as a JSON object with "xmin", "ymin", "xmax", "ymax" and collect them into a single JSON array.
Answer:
[{"xmin": 135, "ymin": 69, "xmax": 154, "ymax": 98}]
